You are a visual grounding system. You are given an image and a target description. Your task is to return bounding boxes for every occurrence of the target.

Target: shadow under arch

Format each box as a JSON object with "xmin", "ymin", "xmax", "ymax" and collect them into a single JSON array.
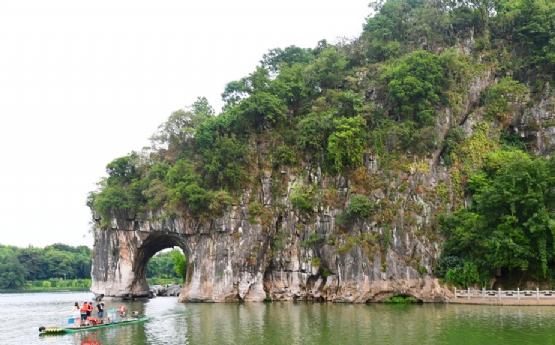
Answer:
[{"xmin": 130, "ymin": 231, "xmax": 189, "ymax": 296}]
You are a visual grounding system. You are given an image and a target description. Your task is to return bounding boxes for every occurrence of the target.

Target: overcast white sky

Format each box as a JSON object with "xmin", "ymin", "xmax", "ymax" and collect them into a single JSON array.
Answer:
[{"xmin": 0, "ymin": 0, "xmax": 369, "ymax": 248}]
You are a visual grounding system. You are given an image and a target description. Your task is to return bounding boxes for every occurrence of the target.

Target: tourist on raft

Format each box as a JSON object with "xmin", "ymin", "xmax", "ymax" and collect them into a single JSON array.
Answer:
[
  {"xmin": 96, "ymin": 303, "xmax": 105, "ymax": 318},
  {"xmin": 118, "ymin": 305, "xmax": 127, "ymax": 318},
  {"xmin": 72, "ymin": 302, "xmax": 81, "ymax": 325},
  {"xmin": 87, "ymin": 301, "xmax": 94, "ymax": 317},
  {"xmin": 80, "ymin": 302, "xmax": 88, "ymax": 322}
]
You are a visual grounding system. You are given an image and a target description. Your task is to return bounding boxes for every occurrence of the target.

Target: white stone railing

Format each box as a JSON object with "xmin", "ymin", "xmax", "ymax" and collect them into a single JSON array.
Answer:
[{"xmin": 454, "ymin": 288, "xmax": 555, "ymax": 301}]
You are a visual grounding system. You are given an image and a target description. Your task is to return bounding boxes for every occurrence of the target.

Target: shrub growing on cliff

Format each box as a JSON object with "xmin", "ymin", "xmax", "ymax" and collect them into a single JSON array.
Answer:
[
  {"xmin": 291, "ymin": 184, "xmax": 316, "ymax": 214},
  {"xmin": 248, "ymin": 201, "xmax": 264, "ymax": 223},
  {"xmin": 441, "ymin": 127, "xmax": 466, "ymax": 165},
  {"xmin": 362, "ymin": 0, "xmax": 420, "ymax": 62},
  {"xmin": 296, "ymin": 111, "xmax": 334, "ymax": 161},
  {"xmin": 482, "ymin": 77, "xmax": 529, "ymax": 123},
  {"xmin": 272, "ymin": 145, "xmax": 297, "ymax": 167},
  {"xmin": 305, "ymin": 45, "xmax": 348, "ymax": 89},
  {"xmin": 208, "ymin": 190, "xmax": 233, "ymax": 215},
  {"xmin": 327, "ymin": 116, "xmax": 367, "ymax": 172},
  {"xmin": 165, "ymin": 160, "xmax": 212, "ymax": 215},
  {"xmin": 347, "ymin": 195, "xmax": 374, "ymax": 219},
  {"xmin": 337, "ymin": 195, "xmax": 375, "ymax": 226}
]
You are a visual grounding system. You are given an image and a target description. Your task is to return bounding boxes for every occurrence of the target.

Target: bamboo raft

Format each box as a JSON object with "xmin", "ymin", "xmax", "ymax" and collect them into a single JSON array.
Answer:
[{"xmin": 39, "ymin": 316, "xmax": 149, "ymax": 335}]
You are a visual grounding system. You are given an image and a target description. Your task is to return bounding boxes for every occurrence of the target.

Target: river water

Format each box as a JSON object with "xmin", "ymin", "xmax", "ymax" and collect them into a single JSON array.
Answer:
[{"xmin": 2, "ymin": 292, "xmax": 555, "ymax": 345}]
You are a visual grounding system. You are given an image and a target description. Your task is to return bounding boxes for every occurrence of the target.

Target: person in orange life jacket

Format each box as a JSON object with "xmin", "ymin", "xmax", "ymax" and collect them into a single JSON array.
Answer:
[
  {"xmin": 80, "ymin": 302, "xmax": 88, "ymax": 321},
  {"xmin": 86, "ymin": 301, "xmax": 94, "ymax": 317}
]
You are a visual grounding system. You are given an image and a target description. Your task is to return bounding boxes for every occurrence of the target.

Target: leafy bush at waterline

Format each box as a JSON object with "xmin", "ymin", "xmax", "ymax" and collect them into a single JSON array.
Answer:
[{"xmin": 439, "ymin": 150, "xmax": 555, "ymax": 286}]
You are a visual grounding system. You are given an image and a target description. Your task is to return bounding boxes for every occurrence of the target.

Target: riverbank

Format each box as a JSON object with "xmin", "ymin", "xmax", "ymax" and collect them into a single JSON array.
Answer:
[
  {"xmin": 1, "ymin": 277, "xmax": 182, "ymax": 294},
  {"xmin": 0, "ymin": 278, "xmax": 91, "ymax": 293},
  {"xmin": 0, "ymin": 286, "xmax": 90, "ymax": 293}
]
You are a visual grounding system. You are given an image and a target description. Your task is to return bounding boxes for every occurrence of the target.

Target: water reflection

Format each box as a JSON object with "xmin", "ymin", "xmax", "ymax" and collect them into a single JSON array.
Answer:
[
  {"xmin": 77, "ymin": 334, "xmax": 101, "ymax": 345},
  {"xmin": 4, "ymin": 292, "xmax": 555, "ymax": 345},
  {"xmin": 168, "ymin": 303, "xmax": 555, "ymax": 345}
]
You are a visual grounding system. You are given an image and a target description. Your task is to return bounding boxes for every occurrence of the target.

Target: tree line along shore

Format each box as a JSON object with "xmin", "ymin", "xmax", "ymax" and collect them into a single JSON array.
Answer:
[{"xmin": 0, "ymin": 243, "xmax": 185, "ymax": 291}]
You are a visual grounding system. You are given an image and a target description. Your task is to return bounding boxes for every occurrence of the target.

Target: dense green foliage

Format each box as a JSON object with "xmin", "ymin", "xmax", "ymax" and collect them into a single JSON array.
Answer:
[
  {"xmin": 439, "ymin": 150, "xmax": 555, "ymax": 286},
  {"xmin": 383, "ymin": 50, "xmax": 446, "ymax": 126},
  {"xmin": 0, "ymin": 244, "xmax": 91, "ymax": 290},
  {"xmin": 88, "ymin": 0, "xmax": 555, "ymax": 287},
  {"xmin": 146, "ymin": 249, "xmax": 187, "ymax": 281}
]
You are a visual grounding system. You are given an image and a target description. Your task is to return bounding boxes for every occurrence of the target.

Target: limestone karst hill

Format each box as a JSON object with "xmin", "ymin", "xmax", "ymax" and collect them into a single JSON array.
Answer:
[{"xmin": 89, "ymin": 0, "xmax": 555, "ymax": 302}]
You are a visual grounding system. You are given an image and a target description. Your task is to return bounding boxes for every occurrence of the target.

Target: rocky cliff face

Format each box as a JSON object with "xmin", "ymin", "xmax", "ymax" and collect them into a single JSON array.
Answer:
[
  {"xmin": 91, "ymin": 74, "xmax": 555, "ymax": 303},
  {"xmin": 518, "ymin": 83, "xmax": 555, "ymax": 155},
  {"xmin": 91, "ymin": 185, "xmax": 450, "ymax": 303}
]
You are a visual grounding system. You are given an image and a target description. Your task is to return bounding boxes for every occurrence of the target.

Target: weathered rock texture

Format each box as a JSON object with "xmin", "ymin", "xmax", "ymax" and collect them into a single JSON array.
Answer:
[
  {"xmin": 518, "ymin": 83, "xmax": 555, "ymax": 155},
  {"xmin": 91, "ymin": 205, "xmax": 449, "ymax": 302}
]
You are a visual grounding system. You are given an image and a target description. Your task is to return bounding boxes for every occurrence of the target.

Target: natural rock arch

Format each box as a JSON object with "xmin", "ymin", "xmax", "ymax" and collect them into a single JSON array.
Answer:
[
  {"xmin": 91, "ymin": 227, "xmax": 190, "ymax": 299},
  {"xmin": 90, "ymin": 211, "xmax": 268, "ymax": 302},
  {"xmin": 131, "ymin": 232, "xmax": 188, "ymax": 296}
]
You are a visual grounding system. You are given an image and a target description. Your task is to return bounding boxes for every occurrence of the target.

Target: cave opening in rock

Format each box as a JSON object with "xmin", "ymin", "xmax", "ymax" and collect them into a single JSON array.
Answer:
[{"xmin": 132, "ymin": 232, "xmax": 189, "ymax": 295}]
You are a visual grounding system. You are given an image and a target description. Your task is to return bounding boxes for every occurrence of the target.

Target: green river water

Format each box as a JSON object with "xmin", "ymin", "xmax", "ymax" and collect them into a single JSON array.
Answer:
[{"xmin": 2, "ymin": 292, "xmax": 555, "ymax": 344}]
